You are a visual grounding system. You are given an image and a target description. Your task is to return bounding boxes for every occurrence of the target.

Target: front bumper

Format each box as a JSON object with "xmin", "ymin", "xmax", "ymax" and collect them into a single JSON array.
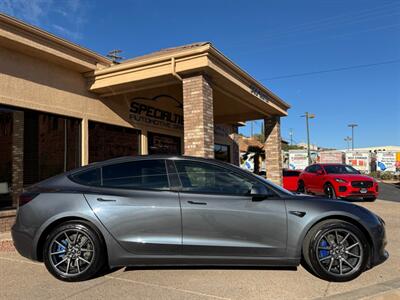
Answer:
[
  {"xmin": 369, "ymin": 217, "xmax": 389, "ymax": 268},
  {"xmin": 335, "ymin": 184, "xmax": 378, "ymax": 199}
]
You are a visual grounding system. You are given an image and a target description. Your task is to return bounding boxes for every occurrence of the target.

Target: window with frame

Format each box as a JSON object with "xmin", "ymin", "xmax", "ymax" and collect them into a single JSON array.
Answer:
[
  {"xmin": 102, "ymin": 160, "xmax": 169, "ymax": 190},
  {"xmin": 174, "ymin": 160, "xmax": 258, "ymax": 195}
]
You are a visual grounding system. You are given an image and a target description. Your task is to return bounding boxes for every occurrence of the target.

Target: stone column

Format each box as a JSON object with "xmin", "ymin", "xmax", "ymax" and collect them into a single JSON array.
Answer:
[
  {"xmin": 182, "ymin": 74, "xmax": 214, "ymax": 158},
  {"xmin": 264, "ymin": 116, "xmax": 283, "ymax": 185},
  {"xmin": 11, "ymin": 111, "xmax": 24, "ymax": 207}
]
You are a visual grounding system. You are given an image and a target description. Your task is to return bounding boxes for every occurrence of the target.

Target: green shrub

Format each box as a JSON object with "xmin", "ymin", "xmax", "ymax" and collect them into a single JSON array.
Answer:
[{"xmin": 380, "ymin": 172, "xmax": 394, "ymax": 180}]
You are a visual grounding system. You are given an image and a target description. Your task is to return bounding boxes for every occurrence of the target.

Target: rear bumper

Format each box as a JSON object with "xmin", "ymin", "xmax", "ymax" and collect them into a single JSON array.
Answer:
[{"xmin": 11, "ymin": 224, "xmax": 37, "ymax": 260}]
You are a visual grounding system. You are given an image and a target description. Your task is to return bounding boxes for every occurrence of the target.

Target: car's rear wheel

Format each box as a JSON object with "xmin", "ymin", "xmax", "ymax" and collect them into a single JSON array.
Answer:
[
  {"xmin": 43, "ymin": 221, "xmax": 105, "ymax": 282},
  {"xmin": 324, "ymin": 183, "xmax": 337, "ymax": 199},
  {"xmin": 302, "ymin": 219, "xmax": 369, "ymax": 282}
]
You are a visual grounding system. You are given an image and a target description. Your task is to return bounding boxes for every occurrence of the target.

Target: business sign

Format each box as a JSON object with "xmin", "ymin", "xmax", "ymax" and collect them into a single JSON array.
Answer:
[
  {"xmin": 250, "ymin": 85, "xmax": 269, "ymax": 102},
  {"xmin": 288, "ymin": 150, "xmax": 318, "ymax": 170},
  {"xmin": 129, "ymin": 95, "xmax": 183, "ymax": 130},
  {"xmin": 376, "ymin": 151, "xmax": 396, "ymax": 172},
  {"xmin": 345, "ymin": 151, "xmax": 371, "ymax": 173}
]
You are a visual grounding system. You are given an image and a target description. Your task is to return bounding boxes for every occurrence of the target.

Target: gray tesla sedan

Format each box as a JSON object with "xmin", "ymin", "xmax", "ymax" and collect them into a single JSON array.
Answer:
[{"xmin": 12, "ymin": 156, "xmax": 388, "ymax": 282}]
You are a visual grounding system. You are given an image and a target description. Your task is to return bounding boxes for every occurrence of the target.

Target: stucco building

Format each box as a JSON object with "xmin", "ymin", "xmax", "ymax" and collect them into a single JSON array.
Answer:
[{"xmin": 0, "ymin": 13, "xmax": 290, "ymax": 231}]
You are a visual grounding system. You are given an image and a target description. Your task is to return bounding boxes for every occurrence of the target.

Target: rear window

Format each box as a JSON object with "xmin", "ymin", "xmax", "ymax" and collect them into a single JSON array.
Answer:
[
  {"xmin": 70, "ymin": 168, "xmax": 101, "ymax": 186},
  {"xmin": 102, "ymin": 160, "xmax": 169, "ymax": 190},
  {"xmin": 70, "ymin": 160, "xmax": 170, "ymax": 190},
  {"xmin": 283, "ymin": 170, "xmax": 300, "ymax": 177}
]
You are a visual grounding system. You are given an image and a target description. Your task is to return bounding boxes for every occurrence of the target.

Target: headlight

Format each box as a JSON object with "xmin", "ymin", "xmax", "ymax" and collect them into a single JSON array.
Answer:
[{"xmin": 335, "ymin": 178, "xmax": 347, "ymax": 183}]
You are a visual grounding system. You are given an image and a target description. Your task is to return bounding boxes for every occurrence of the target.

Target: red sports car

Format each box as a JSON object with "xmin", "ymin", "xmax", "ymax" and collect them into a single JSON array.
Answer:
[
  {"xmin": 282, "ymin": 169, "xmax": 301, "ymax": 192},
  {"xmin": 297, "ymin": 163, "xmax": 378, "ymax": 201}
]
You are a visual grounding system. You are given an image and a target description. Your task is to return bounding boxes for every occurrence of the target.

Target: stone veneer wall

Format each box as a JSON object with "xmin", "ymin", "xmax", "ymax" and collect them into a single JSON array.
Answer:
[
  {"xmin": 11, "ymin": 111, "xmax": 24, "ymax": 207},
  {"xmin": 182, "ymin": 74, "xmax": 214, "ymax": 158},
  {"xmin": 264, "ymin": 116, "xmax": 283, "ymax": 185}
]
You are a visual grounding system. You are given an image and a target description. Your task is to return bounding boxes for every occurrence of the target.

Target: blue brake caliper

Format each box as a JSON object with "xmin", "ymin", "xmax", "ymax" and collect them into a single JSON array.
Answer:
[
  {"xmin": 319, "ymin": 240, "xmax": 329, "ymax": 258},
  {"xmin": 57, "ymin": 239, "xmax": 67, "ymax": 259}
]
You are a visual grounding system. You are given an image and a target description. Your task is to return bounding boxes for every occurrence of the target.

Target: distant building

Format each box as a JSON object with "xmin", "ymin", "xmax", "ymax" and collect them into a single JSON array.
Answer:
[{"xmin": 339, "ymin": 146, "xmax": 400, "ymax": 152}]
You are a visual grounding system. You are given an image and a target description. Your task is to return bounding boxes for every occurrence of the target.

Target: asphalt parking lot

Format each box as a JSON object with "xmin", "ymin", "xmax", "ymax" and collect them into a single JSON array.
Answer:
[{"xmin": 1, "ymin": 198, "xmax": 399, "ymax": 300}]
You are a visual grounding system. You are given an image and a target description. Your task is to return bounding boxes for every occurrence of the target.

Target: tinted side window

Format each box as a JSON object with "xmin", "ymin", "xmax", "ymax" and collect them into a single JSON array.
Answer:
[
  {"xmin": 70, "ymin": 168, "xmax": 101, "ymax": 186},
  {"xmin": 314, "ymin": 165, "xmax": 323, "ymax": 172},
  {"xmin": 174, "ymin": 160, "xmax": 258, "ymax": 195},
  {"xmin": 102, "ymin": 160, "xmax": 169, "ymax": 190},
  {"xmin": 307, "ymin": 165, "xmax": 316, "ymax": 173},
  {"xmin": 283, "ymin": 170, "xmax": 300, "ymax": 177}
]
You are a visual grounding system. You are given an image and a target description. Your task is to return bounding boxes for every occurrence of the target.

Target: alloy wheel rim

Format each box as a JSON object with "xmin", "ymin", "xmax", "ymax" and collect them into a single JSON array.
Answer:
[
  {"xmin": 316, "ymin": 229, "xmax": 363, "ymax": 276},
  {"xmin": 325, "ymin": 186, "xmax": 334, "ymax": 198},
  {"xmin": 48, "ymin": 229, "xmax": 95, "ymax": 276}
]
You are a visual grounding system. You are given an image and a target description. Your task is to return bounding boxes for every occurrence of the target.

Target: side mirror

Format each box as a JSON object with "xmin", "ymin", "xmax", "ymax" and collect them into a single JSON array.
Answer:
[
  {"xmin": 316, "ymin": 170, "xmax": 324, "ymax": 175},
  {"xmin": 250, "ymin": 184, "xmax": 271, "ymax": 201}
]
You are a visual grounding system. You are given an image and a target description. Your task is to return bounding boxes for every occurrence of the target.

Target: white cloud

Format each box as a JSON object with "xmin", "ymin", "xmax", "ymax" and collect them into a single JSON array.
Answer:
[
  {"xmin": 0, "ymin": 0, "xmax": 86, "ymax": 41},
  {"xmin": 0, "ymin": 0, "xmax": 53, "ymax": 25}
]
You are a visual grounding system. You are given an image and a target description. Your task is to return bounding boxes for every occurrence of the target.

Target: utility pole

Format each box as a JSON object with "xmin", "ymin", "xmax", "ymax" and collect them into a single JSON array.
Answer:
[
  {"xmin": 289, "ymin": 128, "xmax": 293, "ymax": 145},
  {"xmin": 348, "ymin": 124, "xmax": 358, "ymax": 150},
  {"xmin": 301, "ymin": 112, "xmax": 315, "ymax": 165},
  {"xmin": 344, "ymin": 136, "xmax": 352, "ymax": 151},
  {"xmin": 250, "ymin": 121, "xmax": 254, "ymax": 137}
]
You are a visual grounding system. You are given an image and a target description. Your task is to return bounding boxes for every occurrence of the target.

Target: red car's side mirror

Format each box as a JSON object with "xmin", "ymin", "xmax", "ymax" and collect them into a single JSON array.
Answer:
[{"xmin": 316, "ymin": 170, "xmax": 324, "ymax": 175}]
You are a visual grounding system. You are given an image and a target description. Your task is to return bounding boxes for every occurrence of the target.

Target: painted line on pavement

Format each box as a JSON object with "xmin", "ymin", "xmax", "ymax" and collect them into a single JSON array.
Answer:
[
  {"xmin": 313, "ymin": 277, "xmax": 400, "ymax": 300},
  {"xmin": 105, "ymin": 275, "xmax": 232, "ymax": 300},
  {"xmin": 0, "ymin": 256, "xmax": 42, "ymax": 265}
]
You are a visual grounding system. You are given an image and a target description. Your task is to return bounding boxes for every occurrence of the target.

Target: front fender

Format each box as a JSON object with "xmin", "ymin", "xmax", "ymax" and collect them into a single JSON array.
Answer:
[{"xmin": 285, "ymin": 199, "xmax": 378, "ymax": 259}]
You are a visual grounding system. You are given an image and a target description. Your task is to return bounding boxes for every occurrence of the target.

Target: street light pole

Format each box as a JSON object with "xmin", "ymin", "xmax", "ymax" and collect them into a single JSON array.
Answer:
[
  {"xmin": 301, "ymin": 112, "xmax": 315, "ymax": 165},
  {"xmin": 348, "ymin": 124, "xmax": 358, "ymax": 150},
  {"xmin": 344, "ymin": 136, "xmax": 352, "ymax": 151}
]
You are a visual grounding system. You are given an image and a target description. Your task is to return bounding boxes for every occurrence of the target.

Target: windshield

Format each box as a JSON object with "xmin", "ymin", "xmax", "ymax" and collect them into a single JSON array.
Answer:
[{"xmin": 323, "ymin": 165, "xmax": 359, "ymax": 174}]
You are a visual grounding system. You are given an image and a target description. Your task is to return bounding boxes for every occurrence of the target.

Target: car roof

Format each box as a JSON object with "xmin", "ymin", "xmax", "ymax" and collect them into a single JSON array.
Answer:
[{"xmin": 70, "ymin": 155, "xmax": 239, "ymax": 174}]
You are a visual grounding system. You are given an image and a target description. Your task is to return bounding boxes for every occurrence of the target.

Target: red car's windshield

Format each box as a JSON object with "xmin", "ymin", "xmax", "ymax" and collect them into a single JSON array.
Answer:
[{"xmin": 323, "ymin": 165, "xmax": 359, "ymax": 174}]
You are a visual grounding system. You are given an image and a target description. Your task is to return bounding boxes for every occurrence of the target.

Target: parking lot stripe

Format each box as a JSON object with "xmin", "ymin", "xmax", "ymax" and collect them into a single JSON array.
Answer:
[
  {"xmin": 0, "ymin": 256, "xmax": 42, "ymax": 265},
  {"xmin": 104, "ymin": 275, "xmax": 232, "ymax": 300},
  {"xmin": 312, "ymin": 277, "xmax": 400, "ymax": 300}
]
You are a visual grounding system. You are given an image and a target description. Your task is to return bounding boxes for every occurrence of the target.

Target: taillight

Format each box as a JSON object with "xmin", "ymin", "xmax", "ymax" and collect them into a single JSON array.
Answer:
[{"xmin": 18, "ymin": 193, "xmax": 39, "ymax": 207}]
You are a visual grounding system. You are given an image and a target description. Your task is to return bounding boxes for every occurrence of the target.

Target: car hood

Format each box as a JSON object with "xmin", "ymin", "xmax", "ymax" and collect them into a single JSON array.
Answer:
[{"xmin": 328, "ymin": 174, "xmax": 374, "ymax": 181}]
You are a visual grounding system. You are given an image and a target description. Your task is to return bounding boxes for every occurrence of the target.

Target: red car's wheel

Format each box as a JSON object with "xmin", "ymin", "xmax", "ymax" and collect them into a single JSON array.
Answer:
[{"xmin": 324, "ymin": 183, "xmax": 337, "ymax": 199}]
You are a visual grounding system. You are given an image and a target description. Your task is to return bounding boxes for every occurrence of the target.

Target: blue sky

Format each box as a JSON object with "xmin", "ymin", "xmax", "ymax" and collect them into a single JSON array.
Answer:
[{"xmin": 1, "ymin": 0, "xmax": 399, "ymax": 149}]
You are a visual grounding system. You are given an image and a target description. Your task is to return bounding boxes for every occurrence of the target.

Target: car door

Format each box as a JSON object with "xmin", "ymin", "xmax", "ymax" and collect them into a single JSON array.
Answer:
[
  {"xmin": 313, "ymin": 165, "xmax": 326, "ymax": 195},
  {"xmin": 82, "ymin": 159, "xmax": 182, "ymax": 255},
  {"xmin": 172, "ymin": 159, "xmax": 287, "ymax": 257}
]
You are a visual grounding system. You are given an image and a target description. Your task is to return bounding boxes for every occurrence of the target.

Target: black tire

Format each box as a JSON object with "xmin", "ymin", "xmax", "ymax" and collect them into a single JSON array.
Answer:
[
  {"xmin": 43, "ymin": 221, "xmax": 106, "ymax": 282},
  {"xmin": 324, "ymin": 183, "xmax": 337, "ymax": 199},
  {"xmin": 297, "ymin": 180, "xmax": 305, "ymax": 193},
  {"xmin": 302, "ymin": 219, "xmax": 369, "ymax": 282}
]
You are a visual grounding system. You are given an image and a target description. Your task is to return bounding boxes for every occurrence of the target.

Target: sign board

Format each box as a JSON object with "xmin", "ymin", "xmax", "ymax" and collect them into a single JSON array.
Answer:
[
  {"xmin": 345, "ymin": 151, "xmax": 371, "ymax": 173},
  {"xmin": 288, "ymin": 150, "xmax": 318, "ymax": 170},
  {"xmin": 129, "ymin": 95, "xmax": 183, "ymax": 130},
  {"xmin": 376, "ymin": 151, "xmax": 396, "ymax": 172},
  {"xmin": 319, "ymin": 151, "xmax": 345, "ymax": 164}
]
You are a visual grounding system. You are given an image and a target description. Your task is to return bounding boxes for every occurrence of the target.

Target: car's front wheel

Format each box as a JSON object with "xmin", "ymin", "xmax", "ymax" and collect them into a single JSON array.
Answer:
[
  {"xmin": 324, "ymin": 183, "xmax": 337, "ymax": 199},
  {"xmin": 302, "ymin": 219, "xmax": 369, "ymax": 282},
  {"xmin": 43, "ymin": 221, "xmax": 105, "ymax": 282}
]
